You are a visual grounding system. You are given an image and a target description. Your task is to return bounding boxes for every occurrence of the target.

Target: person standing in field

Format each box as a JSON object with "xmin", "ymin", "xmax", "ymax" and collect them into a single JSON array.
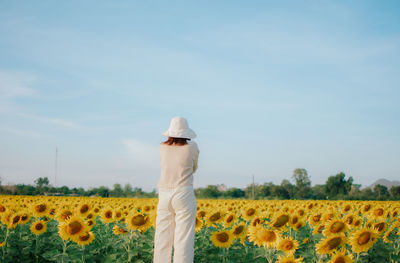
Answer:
[{"xmin": 153, "ymin": 116, "xmax": 200, "ymax": 263}]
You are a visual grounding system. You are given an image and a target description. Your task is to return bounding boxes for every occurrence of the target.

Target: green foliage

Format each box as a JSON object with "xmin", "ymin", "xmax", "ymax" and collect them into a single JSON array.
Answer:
[{"xmin": 325, "ymin": 172, "xmax": 353, "ymax": 199}]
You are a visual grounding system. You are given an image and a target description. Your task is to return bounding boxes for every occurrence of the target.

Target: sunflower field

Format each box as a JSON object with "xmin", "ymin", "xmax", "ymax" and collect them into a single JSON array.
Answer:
[{"xmin": 0, "ymin": 195, "xmax": 400, "ymax": 263}]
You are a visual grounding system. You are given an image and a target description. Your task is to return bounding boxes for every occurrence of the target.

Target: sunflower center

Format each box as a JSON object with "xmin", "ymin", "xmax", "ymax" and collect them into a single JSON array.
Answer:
[
  {"xmin": 0, "ymin": 205, "xmax": 5, "ymax": 212},
  {"xmin": 344, "ymin": 205, "xmax": 351, "ymax": 212},
  {"xmin": 35, "ymin": 204, "xmax": 46, "ymax": 213},
  {"xmin": 357, "ymin": 232, "xmax": 371, "ymax": 245},
  {"xmin": 68, "ymin": 221, "xmax": 83, "ymax": 235},
  {"xmin": 13, "ymin": 215, "xmax": 20, "ymax": 224},
  {"xmin": 327, "ymin": 237, "xmax": 342, "ymax": 250},
  {"xmin": 35, "ymin": 223, "xmax": 44, "ymax": 230},
  {"xmin": 132, "ymin": 215, "xmax": 146, "ymax": 226},
  {"xmin": 79, "ymin": 232, "xmax": 90, "ymax": 241},
  {"xmin": 273, "ymin": 215, "xmax": 289, "ymax": 227},
  {"xmin": 334, "ymin": 256, "xmax": 346, "ymax": 263},
  {"xmin": 216, "ymin": 232, "xmax": 229, "ymax": 242},
  {"xmin": 364, "ymin": 204, "xmax": 371, "ymax": 212},
  {"xmin": 252, "ymin": 218, "xmax": 260, "ymax": 226},
  {"xmin": 374, "ymin": 222, "xmax": 385, "ymax": 232},
  {"xmin": 346, "ymin": 216, "xmax": 353, "ymax": 224},
  {"xmin": 256, "ymin": 229, "xmax": 276, "ymax": 242},
  {"xmin": 198, "ymin": 211, "xmax": 206, "ymax": 217},
  {"xmin": 374, "ymin": 208, "xmax": 384, "ymax": 216},
  {"xmin": 246, "ymin": 208, "xmax": 255, "ymax": 216},
  {"xmin": 233, "ymin": 225, "xmax": 244, "ymax": 235},
  {"xmin": 80, "ymin": 205, "xmax": 89, "ymax": 214},
  {"xmin": 282, "ymin": 241, "xmax": 293, "ymax": 250},
  {"xmin": 330, "ymin": 222, "xmax": 345, "ymax": 233},
  {"xmin": 292, "ymin": 217, "xmax": 298, "ymax": 224},
  {"xmin": 210, "ymin": 212, "xmax": 221, "ymax": 221},
  {"xmin": 105, "ymin": 211, "xmax": 113, "ymax": 218},
  {"xmin": 21, "ymin": 215, "xmax": 28, "ymax": 221},
  {"xmin": 313, "ymin": 215, "xmax": 321, "ymax": 222},
  {"xmin": 226, "ymin": 215, "xmax": 233, "ymax": 223}
]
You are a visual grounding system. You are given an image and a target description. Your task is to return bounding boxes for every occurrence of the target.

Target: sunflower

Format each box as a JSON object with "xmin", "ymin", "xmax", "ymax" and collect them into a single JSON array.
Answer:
[
  {"xmin": 57, "ymin": 209, "xmax": 73, "ymax": 222},
  {"xmin": 248, "ymin": 224, "xmax": 279, "ymax": 248},
  {"xmin": 58, "ymin": 216, "xmax": 88, "ymax": 242},
  {"xmin": 270, "ymin": 213, "xmax": 290, "ymax": 229},
  {"xmin": 86, "ymin": 218, "xmax": 96, "ymax": 228},
  {"xmin": 223, "ymin": 213, "xmax": 237, "ymax": 228},
  {"xmin": 113, "ymin": 210, "xmax": 123, "ymax": 221},
  {"xmin": 210, "ymin": 229, "xmax": 234, "ymax": 248},
  {"xmin": 126, "ymin": 212, "xmax": 151, "ymax": 233},
  {"xmin": 241, "ymin": 206, "xmax": 258, "ymax": 221},
  {"xmin": 293, "ymin": 220, "xmax": 305, "ymax": 231},
  {"xmin": 113, "ymin": 225, "xmax": 128, "ymax": 235},
  {"xmin": 32, "ymin": 203, "xmax": 49, "ymax": 218},
  {"xmin": 277, "ymin": 236, "xmax": 299, "ymax": 255},
  {"xmin": 205, "ymin": 210, "xmax": 224, "ymax": 226},
  {"xmin": 76, "ymin": 203, "xmax": 90, "ymax": 217},
  {"xmin": 197, "ymin": 209, "xmax": 207, "ymax": 219},
  {"xmin": 9, "ymin": 213, "xmax": 21, "ymax": 229},
  {"xmin": 100, "ymin": 207, "xmax": 114, "ymax": 223},
  {"xmin": 373, "ymin": 221, "xmax": 388, "ymax": 235},
  {"xmin": 76, "ymin": 231, "xmax": 95, "ymax": 246},
  {"xmin": 349, "ymin": 228, "xmax": 379, "ymax": 253},
  {"xmin": 322, "ymin": 218, "xmax": 348, "ymax": 237},
  {"xmin": 195, "ymin": 217, "xmax": 204, "ymax": 232},
  {"xmin": 308, "ymin": 214, "xmax": 322, "ymax": 226},
  {"xmin": 30, "ymin": 220, "xmax": 47, "ymax": 235},
  {"xmin": 19, "ymin": 212, "xmax": 31, "ymax": 225},
  {"xmin": 231, "ymin": 223, "xmax": 248, "ymax": 240},
  {"xmin": 315, "ymin": 234, "xmax": 346, "ymax": 255},
  {"xmin": 327, "ymin": 248, "xmax": 354, "ymax": 263},
  {"xmin": 276, "ymin": 255, "xmax": 304, "ymax": 263},
  {"xmin": 250, "ymin": 216, "xmax": 265, "ymax": 227},
  {"xmin": 289, "ymin": 215, "xmax": 300, "ymax": 228}
]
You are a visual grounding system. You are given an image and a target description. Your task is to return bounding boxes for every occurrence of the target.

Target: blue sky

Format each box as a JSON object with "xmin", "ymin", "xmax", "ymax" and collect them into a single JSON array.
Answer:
[{"xmin": 1, "ymin": 1, "xmax": 399, "ymax": 191}]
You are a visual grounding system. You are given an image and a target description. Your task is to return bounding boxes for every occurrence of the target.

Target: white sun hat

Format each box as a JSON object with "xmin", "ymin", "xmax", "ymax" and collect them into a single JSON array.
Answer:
[{"xmin": 162, "ymin": 116, "xmax": 197, "ymax": 139}]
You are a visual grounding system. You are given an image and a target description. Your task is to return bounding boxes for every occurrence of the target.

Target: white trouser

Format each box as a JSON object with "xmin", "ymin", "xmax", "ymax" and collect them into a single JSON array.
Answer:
[{"xmin": 153, "ymin": 185, "xmax": 197, "ymax": 263}]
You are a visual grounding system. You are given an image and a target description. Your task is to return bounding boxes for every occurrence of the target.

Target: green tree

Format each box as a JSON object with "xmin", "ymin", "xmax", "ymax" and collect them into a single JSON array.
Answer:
[
  {"xmin": 123, "ymin": 183, "xmax": 133, "ymax": 197},
  {"xmin": 223, "ymin": 188, "xmax": 245, "ymax": 198},
  {"xmin": 324, "ymin": 172, "xmax": 353, "ymax": 199},
  {"xmin": 111, "ymin": 183, "xmax": 124, "ymax": 197},
  {"xmin": 374, "ymin": 184, "xmax": 390, "ymax": 200},
  {"xmin": 34, "ymin": 177, "xmax": 49, "ymax": 188},
  {"xmin": 390, "ymin": 186, "xmax": 400, "ymax": 200},
  {"xmin": 292, "ymin": 168, "xmax": 311, "ymax": 199},
  {"xmin": 280, "ymin": 179, "xmax": 295, "ymax": 199}
]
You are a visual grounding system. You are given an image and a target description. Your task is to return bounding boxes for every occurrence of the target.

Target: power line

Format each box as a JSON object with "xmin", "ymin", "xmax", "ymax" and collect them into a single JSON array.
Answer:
[{"xmin": 55, "ymin": 147, "xmax": 58, "ymax": 187}]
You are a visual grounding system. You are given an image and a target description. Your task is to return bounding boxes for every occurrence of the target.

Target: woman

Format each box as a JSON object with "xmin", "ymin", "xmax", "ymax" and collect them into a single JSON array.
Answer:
[{"xmin": 153, "ymin": 116, "xmax": 200, "ymax": 263}]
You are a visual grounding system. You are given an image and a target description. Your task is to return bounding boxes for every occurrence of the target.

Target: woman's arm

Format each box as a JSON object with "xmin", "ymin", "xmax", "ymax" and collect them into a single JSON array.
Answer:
[{"xmin": 192, "ymin": 144, "xmax": 199, "ymax": 173}]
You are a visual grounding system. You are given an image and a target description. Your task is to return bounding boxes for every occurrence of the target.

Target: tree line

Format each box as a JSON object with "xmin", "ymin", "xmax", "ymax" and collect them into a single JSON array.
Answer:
[{"xmin": 1, "ymin": 168, "xmax": 400, "ymax": 200}]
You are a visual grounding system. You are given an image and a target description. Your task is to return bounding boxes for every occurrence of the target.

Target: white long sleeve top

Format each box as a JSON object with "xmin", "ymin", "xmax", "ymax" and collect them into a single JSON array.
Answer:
[{"xmin": 158, "ymin": 140, "xmax": 199, "ymax": 190}]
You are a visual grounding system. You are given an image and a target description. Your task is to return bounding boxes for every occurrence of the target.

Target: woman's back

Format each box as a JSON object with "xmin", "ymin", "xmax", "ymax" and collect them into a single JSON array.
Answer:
[{"xmin": 158, "ymin": 141, "xmax": 199, "ymax": 190}]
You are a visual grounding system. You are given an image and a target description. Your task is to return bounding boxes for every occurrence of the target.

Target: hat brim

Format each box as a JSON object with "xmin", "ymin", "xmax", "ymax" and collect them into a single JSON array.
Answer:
[{"xmin": 162, "ymin": 128, "xmax": 196, "ymax": 139}]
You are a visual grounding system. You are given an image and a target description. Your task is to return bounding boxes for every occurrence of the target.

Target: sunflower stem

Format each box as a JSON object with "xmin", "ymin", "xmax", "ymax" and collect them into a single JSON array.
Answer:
[
  {"xmin": 61, "ymin": 239, "xmax": 68, "ymax": 263},
  {"xmin": 81, "ymin": 245, "xmax": 85, "ymax": 263},
  {"xmin": 2, "ymin": 227, "xmax": 9, "ymax": 261},
  {"xmin": 35, "ymin": 235, "xmax": 39, "ymax": 263}
]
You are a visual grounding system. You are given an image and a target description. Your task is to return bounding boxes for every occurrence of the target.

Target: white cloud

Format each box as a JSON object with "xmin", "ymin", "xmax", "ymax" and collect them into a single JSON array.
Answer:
[{"xmin": 0, "ymin": 70, "xmax": 37, "ymax": 112}]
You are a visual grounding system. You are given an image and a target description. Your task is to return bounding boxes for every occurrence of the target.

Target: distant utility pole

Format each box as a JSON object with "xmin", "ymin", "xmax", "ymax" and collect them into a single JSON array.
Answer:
[
  {"xmin": 55, "ymin": 147, "xmax": 58, "ymax": 187},
  {"xmin": 252, "ymin": 174, "xmax": 255, "ymax": 200}
]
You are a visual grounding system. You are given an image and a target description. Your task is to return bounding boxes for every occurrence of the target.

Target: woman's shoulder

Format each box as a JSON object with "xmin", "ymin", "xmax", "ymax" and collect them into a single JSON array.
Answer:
[{"xmin": 188, "ymin": 141, "xmax": 199, "ymax": 151}]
